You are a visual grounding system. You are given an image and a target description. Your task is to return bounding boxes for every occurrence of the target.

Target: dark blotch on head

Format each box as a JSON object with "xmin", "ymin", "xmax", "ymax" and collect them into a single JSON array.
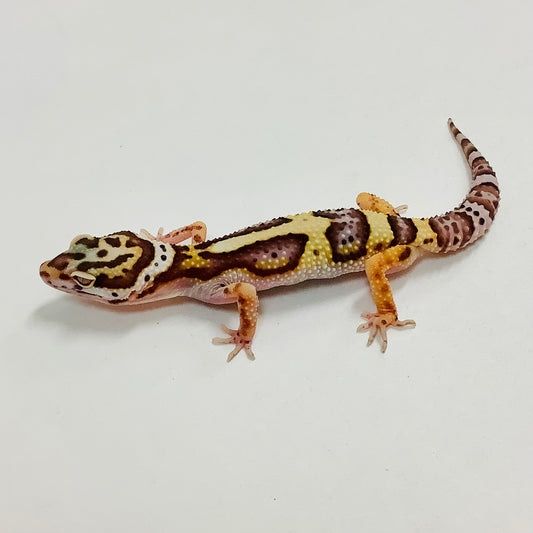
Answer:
[
  {"xmin": 59, "ymin": 273, "xmax": 70, "ymax": 281},
  {"xmin": 76, "ymin": 237, "xmax": 99, "ymax": 248},
  {"xmin": 105, "ymin": 237, "xmax": 121, "ymax": 247},
  {"xmin": 48, "ymin": 253, "xmax": 76, "ymax": 271},
  {"xmin": 161, "ymin": 255, "xmax": 167, "ymax": 261},
  {"xmin": 97, "ymin": 249, "xmax": 108, "ymax": 258}
]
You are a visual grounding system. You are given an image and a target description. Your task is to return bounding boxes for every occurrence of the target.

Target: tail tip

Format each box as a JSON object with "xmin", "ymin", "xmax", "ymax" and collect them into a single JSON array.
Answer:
[{"xmin": 447, "ymin": 117, "xmax": 455, "ymax": 128}]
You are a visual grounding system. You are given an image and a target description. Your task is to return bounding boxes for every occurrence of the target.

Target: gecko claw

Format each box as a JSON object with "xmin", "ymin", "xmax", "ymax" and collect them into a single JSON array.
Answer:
[
  {"xmin": 357, "ymin": 312, "xmax": 415, "ymax": 352},
  {"xmin": 212, "ymin": 324, "xmax": 255, "ymax": 362}
]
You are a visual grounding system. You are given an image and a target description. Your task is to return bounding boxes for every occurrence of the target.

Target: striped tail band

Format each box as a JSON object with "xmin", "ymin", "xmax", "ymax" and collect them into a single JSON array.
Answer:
[{"xmin": 428, "ymin": 120, "xmax": 500, "ymax": 253}]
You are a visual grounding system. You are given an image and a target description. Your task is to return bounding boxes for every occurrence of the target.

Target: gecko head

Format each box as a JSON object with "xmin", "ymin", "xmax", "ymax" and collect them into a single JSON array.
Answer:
[{"xmin": 39, "ymin": 231, "xmax": 173, "ymax": 304}]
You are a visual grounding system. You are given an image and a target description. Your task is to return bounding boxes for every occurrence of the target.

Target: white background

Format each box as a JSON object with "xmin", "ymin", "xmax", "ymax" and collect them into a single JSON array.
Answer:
[{"xmin": 1, "ymin": 1, "xmax": 532, "ymax": 532}]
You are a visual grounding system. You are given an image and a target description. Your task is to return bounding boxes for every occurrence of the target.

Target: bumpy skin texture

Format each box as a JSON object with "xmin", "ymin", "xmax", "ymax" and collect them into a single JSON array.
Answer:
[{"xmin": 40, "ymin": 120, "xmax": 500, "ymax": 360}]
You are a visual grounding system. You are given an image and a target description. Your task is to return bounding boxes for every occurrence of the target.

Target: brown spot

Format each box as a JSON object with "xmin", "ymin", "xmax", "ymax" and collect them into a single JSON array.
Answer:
[
  {"xmin": 423, "ymin": 238, "xmax": 433, "ymax": 244},
  {"xmin": 59, "ymin": 273, "xmax": 70, "ymax": 281},
  {"xmin": 97, "ymin": 249, "xmax": 108, "ymax": 257},
  {"xmin": 399, "ymin": 247, "xmax": 411, "ymax": 261},
  {"xmin": 375, "ymin": 242, "xmax": 384, "ymax": 251},
  {"xmin": 41, "ymin": 271, "xmax": 50, "ymax": 278},
  {"xmin": 104, "ymin": 237, "xmax": 121, "ymax": 247},
  {"xmin": 313, "ymin": 249, "xmax": 320, "ymax": 256},
  {"xmin": 75, "ymin": 237, "xmax": 99, "ymax": 248}
]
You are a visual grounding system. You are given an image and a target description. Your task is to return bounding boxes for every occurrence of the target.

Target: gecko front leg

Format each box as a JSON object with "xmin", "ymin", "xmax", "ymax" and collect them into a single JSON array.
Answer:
[
  {"xmin": 357, "ymin": 245, "xmax": 418, "ymax": 352},
  {"xmin": 212, "ymin": 282, "xmax": 259, "ymax": 362},
  {"xmin": 356, "ymin": 192, "xmax": 407, "ymax": 215}
]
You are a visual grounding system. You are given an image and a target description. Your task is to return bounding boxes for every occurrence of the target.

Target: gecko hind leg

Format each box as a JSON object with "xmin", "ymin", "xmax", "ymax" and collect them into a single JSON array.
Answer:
[
  {"xmin": 212, "ymin": 282, "xmax": 259, "ymax": 362},
  {"xmin": 356, "ymin": 192, "xmax": 407, "ymax": 215},
  {"xmin": 140, "ymin": 221, "xmax": 207, "ymax": 245},
  {"xmin": 357, "ymin": 245, "xmax": 418, "ymax": 352}
]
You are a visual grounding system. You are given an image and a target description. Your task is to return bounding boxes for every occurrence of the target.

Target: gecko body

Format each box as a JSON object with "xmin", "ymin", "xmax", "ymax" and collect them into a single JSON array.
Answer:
[{"xmin": 40, "ymin": 120, "xmax": 500, "ymax": 360}]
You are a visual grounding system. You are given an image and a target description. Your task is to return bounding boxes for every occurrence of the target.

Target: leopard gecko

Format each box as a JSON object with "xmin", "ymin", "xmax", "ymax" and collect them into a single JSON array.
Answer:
[{"xmin": 40, "ymin": 120, "xmax": 500, "ymax": 361}]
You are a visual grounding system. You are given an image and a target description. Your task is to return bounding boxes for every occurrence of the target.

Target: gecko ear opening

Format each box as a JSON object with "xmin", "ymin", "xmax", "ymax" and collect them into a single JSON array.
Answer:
[{"xmin": 71, "ymin": 271, "xmax": 96, "ymax": 288}]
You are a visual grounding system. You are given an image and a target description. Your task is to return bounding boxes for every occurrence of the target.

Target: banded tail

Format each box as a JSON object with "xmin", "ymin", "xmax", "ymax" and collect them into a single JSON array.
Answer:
[{"xmin": 428, "ymin": 120, "xmax": 500, "ymax": 253}]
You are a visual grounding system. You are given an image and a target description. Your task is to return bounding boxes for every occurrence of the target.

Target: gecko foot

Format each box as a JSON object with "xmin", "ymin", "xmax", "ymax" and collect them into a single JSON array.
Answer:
[
  {"xmin": 212, "ymin": 325, "xmax": 256, "ymax": 362},
  {"xmin": 139, "ymin": 227, "xmax": 165, "ymax": 240},
  {"xmin": 356, "ymin": 312, "xmax": 416, "ymax": 353}
]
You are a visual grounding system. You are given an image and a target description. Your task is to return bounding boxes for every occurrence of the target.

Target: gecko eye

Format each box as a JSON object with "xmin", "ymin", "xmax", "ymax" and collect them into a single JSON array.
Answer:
[{"xmin": 71, "ymin": 271, "xmax": 96, "ymax": 288}]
